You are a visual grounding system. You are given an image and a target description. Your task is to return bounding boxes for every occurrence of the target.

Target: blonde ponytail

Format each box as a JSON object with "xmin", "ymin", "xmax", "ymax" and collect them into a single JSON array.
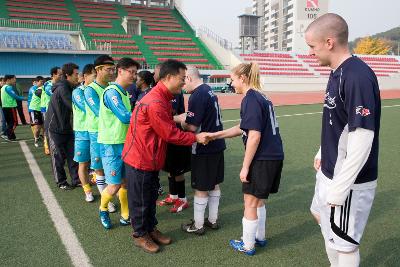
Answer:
[{"xmin": 232, "ymin": 62, "xmax": 262, "ymax": 90}]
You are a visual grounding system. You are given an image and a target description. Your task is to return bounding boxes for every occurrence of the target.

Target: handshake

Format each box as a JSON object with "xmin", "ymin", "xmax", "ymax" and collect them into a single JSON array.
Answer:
[
  {"xmin": 195, "ymin": 132, "xmax": 216, "ymax": 145},
  {"xmin": 173, "ymin": 113, "xmax": 220, "ymax": 145}
]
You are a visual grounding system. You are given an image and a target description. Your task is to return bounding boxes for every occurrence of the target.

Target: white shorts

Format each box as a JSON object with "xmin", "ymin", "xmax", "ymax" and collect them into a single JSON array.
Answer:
[{"xmin": 310, "ymin": 170, "xmax": 376, "ymax": 252}]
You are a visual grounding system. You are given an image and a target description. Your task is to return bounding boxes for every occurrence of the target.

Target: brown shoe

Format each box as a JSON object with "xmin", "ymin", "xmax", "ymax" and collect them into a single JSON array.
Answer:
[
  {"xmin": 133, "ymin": 234, "xmax": 160, "ymax": 253},
  {"xmin": 149, "ymin": 229, "xmax": 172, "ymax": 245}
]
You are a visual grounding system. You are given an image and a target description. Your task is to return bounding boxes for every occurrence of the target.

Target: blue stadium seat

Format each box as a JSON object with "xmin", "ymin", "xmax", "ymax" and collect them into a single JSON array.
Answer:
[{"xmin": 0, "ymin": 30, "xmax": 74, "ymax": 50}]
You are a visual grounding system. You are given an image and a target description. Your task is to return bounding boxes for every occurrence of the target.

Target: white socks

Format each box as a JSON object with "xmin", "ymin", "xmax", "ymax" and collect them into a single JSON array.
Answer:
[
  {"xmin": 208, "ymin": 190, "xmax": 221, "ymax": 224},
  {"xmin": 242, "ymin": 217, "xmax": 258, "ymax": 250},
  {"xmin": 194, "ymin": 196, "xmax": 208, "ymax": 229},
  {"xmin": 96, "ymin": 175, "xmax": 106, "ymax": 193},
  {"xmin": 325, "ymin": 243, "xmax": 360, "ymax": 267},
  {"xmin": 256, "ymin": 205, "xmax": 266, "ymax": 241}
]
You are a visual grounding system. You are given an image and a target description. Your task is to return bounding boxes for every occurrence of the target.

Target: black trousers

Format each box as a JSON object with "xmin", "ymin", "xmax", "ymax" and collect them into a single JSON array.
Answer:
[
  {"xmin": 48, "ymin": 131, "xmax": 79, "ymax": 186},
  {"xmin": 2, "ymin": 107, "xmax": 17, "ymax": 140},
  {"xmin": 16, "ymin": 100, "xmax": 27, "ymax": 125},
  {"xmin": 126, "ymin": 164, "xmax": 160, "ymax": 237}
]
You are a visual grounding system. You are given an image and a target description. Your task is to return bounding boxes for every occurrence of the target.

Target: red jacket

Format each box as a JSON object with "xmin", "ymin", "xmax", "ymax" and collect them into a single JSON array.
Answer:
[{"xmin": 122, "ymin": 82, "xmax": 196, "ymax": 171}]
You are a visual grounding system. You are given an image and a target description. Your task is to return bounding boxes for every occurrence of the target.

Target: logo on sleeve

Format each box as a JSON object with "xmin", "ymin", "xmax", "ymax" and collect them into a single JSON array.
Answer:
[
  {"xmin": 111, "ymin": 96, "xmax": 119, "ymax": 105},
  {"xmin": 355, "ymin": 106, "xmax": 371, "ymax": 117},
  {"xmin": 324, "ymin": 92, "xmax": 336, "ymax": 109},
  {"xmin": 76, "ymin": 95, "xmax": 81, "ymax": 101},
  {"xmin": 187, "ymin": 111, "xmax": 195, "ymax": 117}
]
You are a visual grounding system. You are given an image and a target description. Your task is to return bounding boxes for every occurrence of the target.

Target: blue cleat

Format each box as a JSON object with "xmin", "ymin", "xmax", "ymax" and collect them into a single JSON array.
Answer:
[
  {"xmin": 119, "ymin": 217, "xmax": 131, "ymax": 226},
  {"xmin": 99, "ymin": 210, "xmax": 112, "ymax": 229},
  {"xmin": 229, "ymin": 239, "xmax": 256, "ymax": 256},
  {"xmin": 255, "ymin": 238, "xmax": 268, "ymax": 247}
]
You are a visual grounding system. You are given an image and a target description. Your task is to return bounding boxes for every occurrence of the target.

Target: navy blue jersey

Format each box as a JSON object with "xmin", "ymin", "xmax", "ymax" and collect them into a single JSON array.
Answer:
[
  {"xmin": 171, "ymin": 91, "xmax": 185, "ymax": 115},
  {"xmin": 186, "ymin": 84, "xmax": 226, "ymax": 154},
  {"xmin": 240, "ymin": 89, "xmax": 284, "ymax": 161},
  {"xmin": 321, "ymin": 56, "xmax": 380, "ymax": 184},
  {"xmin": 126, "ymin": 84, "xmax": 141, "ymax": 109}
]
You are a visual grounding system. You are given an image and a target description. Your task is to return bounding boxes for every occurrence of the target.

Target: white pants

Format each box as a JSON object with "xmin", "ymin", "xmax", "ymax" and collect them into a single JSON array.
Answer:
[{"xmin": 310, "ymin": 170, "xmax": 376, "ymax": 252}]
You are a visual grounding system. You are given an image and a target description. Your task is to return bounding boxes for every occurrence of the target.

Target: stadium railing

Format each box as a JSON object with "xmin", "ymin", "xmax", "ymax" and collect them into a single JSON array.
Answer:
[{"xmin": 0, "ymin": 18, "xmax": 80, "ymax": 32}]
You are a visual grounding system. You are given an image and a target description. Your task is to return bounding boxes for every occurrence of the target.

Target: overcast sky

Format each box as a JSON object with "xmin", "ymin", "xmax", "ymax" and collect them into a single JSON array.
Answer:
[{"xmin": 181, "ymin": 0, "xmax": 400, "ymax": 46}]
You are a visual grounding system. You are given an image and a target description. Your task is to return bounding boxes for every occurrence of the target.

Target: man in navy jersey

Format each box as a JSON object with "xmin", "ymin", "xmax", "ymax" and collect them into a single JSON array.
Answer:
[
  {"xmin": 306, "ymin": 13, "xmax": 381, "ymax": 267},
  {"xmin": 178, "ymin": 66, "xmax": 226, "ymax": 234}
]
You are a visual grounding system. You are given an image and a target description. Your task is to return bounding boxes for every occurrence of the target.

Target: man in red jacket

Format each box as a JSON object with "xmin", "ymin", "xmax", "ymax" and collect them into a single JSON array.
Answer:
[{"xmin": 122, "ymin": 60, "xmax": 208, "ymax": 253}]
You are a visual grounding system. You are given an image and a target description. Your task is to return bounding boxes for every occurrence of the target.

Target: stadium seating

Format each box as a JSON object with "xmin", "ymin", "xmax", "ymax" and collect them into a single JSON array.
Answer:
[
  {"xmin": 297, "ymin": 54, "xmax": 400, "ymax": 77},
  {"xmin": 241, "ymin": 53, "xmax": 313, "ymax": 77},
  {"xmin": 0, "ymin": 31, "xmax": 73, "ymax": 50},
  {"xmin": 240, "ymin": 52, "xmax": 400, "ymax": 77},
  {"xmin": 0, "ymin": 0, "xmax": 219, "ymax": 68}
]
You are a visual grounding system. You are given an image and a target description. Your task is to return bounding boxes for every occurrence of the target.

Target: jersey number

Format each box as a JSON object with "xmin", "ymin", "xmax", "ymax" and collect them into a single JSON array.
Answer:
[
  {"xmin": 214, "ymin": 101, "xmax": 222, "ymax": 127},
  {"xmin": 269, "ymin": 105, "xmax": 279, "ymax": 135}
]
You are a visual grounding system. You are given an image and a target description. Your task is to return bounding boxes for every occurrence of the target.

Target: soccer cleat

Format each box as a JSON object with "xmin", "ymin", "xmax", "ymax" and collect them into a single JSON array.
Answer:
[
  {"xmin": 119, "ymin": 217, "xmax": 131, "ymax": 226},
  {"xmin": 181, "ymin": 220, "xmax": 205, "ymax": 235},
  {"xmin": 58, "ymin": 183, "xmax": 74, "ymax": 190},
  {"xmin": 158, "ymin": 185, "xmax": 164, "ymax": 196},
  {"xmin": 34, "ymin": 139, "xmax": 39, "ymax": 147},
  {"xmin": 108, "ymin": 201, "xmax": 116, "ymax": 213},
  {"xmin": 157, "ymin": 195, "xmax": 177, "ymax": 206},
  {"xmin": 99, "ymin": 210, "xmax": 112, "ymax": 229},
  {"xmin": 85, "ymin": 191, "xmax": 94, "ymax": 202},
  {"xmin": 255, "ymin": 238, "xmax": 268, "ymax": 247},
  {"xmin": 229, "ymin": 239, "xmax": 256, "ymax": 256},
  {"xmin": 204, "ymin": 218, "xmax": 219, "ymax": 230},
  {"xmin": 170, "ymin": 199, "xmax": 189, "ymax": 213}
]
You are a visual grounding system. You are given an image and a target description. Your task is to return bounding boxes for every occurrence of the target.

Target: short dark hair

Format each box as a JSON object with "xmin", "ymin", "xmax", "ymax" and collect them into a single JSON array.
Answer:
[
  {"xmin": 35, "ymin": 76, "xmax": 44, "ymax": 82},
  {"xmin": 50, "ymin": 67, "xmax": 61, "ymax": 77},
  {"xmin": 62, "ymin": 63, "xmax": 79, "ymax": 77},
  {"xmin": 94, "ymin": 55, "xmax": 115, "ymax": 68},
  {"xmin": 137, "ymin": 70, "xmax": 155, "ymax": 87},
  {"xmin": 4, "ymin": 75, "xmax": 16, "ymax": 81},
  {"xmin": 159, "ymin": 60, "xmax": 186, "ymax": 80},
  {"xmin": 82, "ymin": 64, "xmax": 95, "ymax": 75},
  {"xmin": 116, "ymin": 57, "xmax": 141, "ymax": 71}
]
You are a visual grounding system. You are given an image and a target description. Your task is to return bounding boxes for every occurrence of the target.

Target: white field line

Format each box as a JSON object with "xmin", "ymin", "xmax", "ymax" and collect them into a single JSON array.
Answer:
[{"xmin": 19, "ymin": 141, "xmax": 92, "ymax": 267}]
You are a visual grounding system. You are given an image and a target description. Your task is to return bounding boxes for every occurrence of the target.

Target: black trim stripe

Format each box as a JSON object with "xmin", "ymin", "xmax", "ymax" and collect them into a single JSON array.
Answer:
[
  {"xmin": 330, "ymin": 191, "xmax": 358, "ymax": 245},
  {"xmin": 340, "ymin": 205, "xmax": 344, "ymax": 230},
  {"xmin": 345, "ymin": 190, "xmax": 353, "ymax": 234}
]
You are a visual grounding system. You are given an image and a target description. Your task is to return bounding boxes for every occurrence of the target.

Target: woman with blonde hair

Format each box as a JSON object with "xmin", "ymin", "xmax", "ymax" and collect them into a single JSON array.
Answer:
[{"xmin": 208, "ymin": 62, "xmax": 284, "ymax": 255}]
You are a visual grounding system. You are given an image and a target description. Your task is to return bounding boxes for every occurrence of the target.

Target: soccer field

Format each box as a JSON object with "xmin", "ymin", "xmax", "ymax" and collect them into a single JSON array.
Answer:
[{"xmin": 0, "ymin": 99, "xmax": 399, "ymax": 266}]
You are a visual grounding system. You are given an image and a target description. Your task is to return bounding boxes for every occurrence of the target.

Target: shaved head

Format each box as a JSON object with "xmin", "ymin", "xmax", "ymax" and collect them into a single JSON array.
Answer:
[
  {"xmin": 306, "ymin": 13, "xmax": 349, "ymax": 46},
  {"xmin": 184, "ymin": 66, "xmax": 202, "ymax": 93},
  {"xmin": 186, "ymin": 66, "xmax": 201, "ymax": 79}
]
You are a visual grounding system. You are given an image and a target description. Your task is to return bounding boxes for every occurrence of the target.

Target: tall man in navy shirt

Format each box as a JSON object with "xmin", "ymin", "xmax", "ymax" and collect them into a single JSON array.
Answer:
[
  {"xmin": 179, "ymin": 66, "xmax": 226, "ymax": 234},
  {"xmin": 306, "ymin": 14, "xmax": 381, "ymax": 267}
]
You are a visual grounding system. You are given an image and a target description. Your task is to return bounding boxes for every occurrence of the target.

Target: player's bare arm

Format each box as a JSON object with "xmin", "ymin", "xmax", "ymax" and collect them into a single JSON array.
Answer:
[{"xmin": 240, "ymin": 130, "xmax": 261, "ymax": 183}]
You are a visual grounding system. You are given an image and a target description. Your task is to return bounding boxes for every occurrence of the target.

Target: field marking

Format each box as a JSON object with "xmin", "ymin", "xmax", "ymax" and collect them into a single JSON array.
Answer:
[
  {"xmin": 19, "ymin": 141, "xmax": 92, "ymax": 267},
  {"xmin": 222, "ymin": 104, "xmax": 400, "ymax": 123},
  {"xmin": 0, "ymin": 138, "xmax": 34, "ymax": 144}
]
